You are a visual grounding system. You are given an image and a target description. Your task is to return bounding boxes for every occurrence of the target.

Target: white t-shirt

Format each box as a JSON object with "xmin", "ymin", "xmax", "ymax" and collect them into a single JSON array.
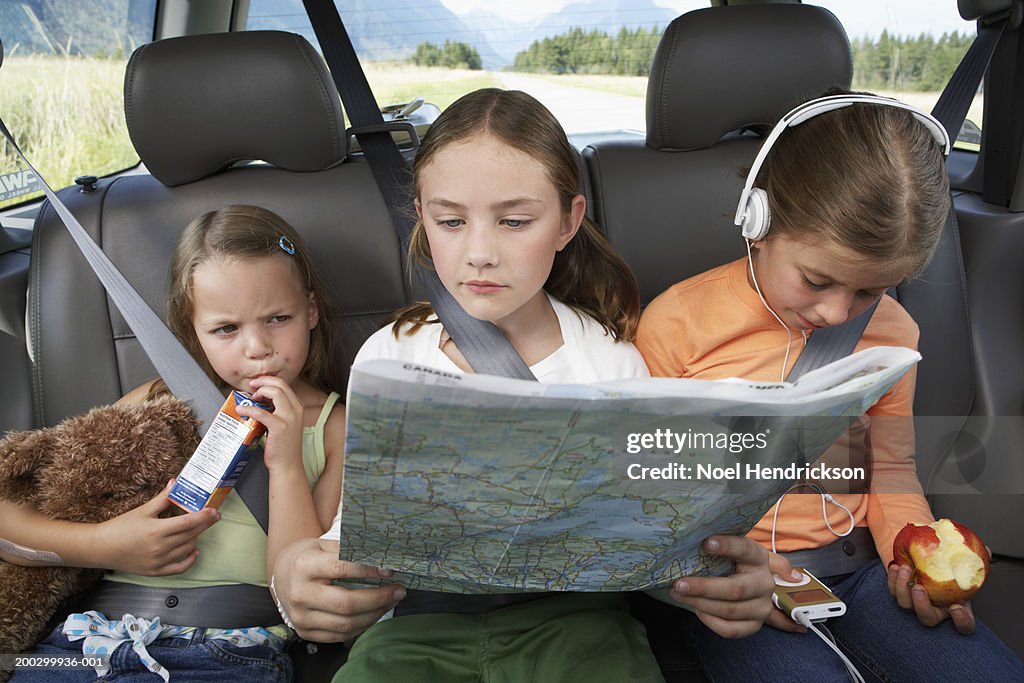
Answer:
[{"xmin": 324, "ymin": 293, "xmax": 649, "ymax": 540}]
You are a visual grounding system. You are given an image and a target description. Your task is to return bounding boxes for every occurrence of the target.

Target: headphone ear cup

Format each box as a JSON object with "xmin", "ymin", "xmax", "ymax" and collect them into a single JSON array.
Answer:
[{"xmin": 740, "ymin": 188, "xmax": 771, "ymax": 241}]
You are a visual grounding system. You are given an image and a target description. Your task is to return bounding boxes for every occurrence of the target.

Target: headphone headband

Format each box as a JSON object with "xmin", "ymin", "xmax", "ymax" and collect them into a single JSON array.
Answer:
[{"xmin": 734, "ymin": 94, "xmax": 951, "ymax": 240}]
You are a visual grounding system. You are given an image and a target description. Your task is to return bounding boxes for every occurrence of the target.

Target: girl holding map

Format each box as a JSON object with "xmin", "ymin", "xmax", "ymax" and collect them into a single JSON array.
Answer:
[{"xmin": 269, "ymin": 88, "xmax": 776, "ymax": 682}]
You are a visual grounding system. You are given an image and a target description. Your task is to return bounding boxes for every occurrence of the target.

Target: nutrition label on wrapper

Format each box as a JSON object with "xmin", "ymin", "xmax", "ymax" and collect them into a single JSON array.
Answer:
[
  {"xmin": 167, "ymin": 391, "xmax": 268, "ymax": 512},
  {"xmin": 177, "ymin": 412, "xmax": 254, "ymax": 490}
]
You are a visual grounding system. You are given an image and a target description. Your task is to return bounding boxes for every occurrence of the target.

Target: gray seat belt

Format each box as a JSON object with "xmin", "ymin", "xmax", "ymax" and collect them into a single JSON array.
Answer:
[
  {"xmin": 0, "ymin": 113, "xmax": 273, "ymax": 532},
  {"xmin": 302, "ymin": 0, "xmax": 536, "ymax": 383},
  {"xmin": 1, "ymin": 42, "xmax": 277, "ymax": 628},
  {"xmin": 779, "ymin": 300, "xmax": 918, "ymax": 577},
  {"xmin": 0, "ymin": 35, "xmax": 272, "ymax": 534},
  {"xmin": 785, "ymin": 301, "xmax": 879, "ymax": 383},
  {"xmin": 786, "ymin": 13, "xmax": 1007, "ymax": 386},
  {"xmin": 0, "ymin": 129, "xmax": 224, "ymax": 431},
  {"xmin": 779, "ymin": 304, "xmax": 883, "ymax": 576}
]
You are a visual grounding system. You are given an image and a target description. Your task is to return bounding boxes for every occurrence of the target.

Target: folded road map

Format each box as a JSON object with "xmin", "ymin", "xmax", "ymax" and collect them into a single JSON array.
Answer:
[{"xmin": 338, "ymin": 346, "xmax": 919, "ymax": 593}]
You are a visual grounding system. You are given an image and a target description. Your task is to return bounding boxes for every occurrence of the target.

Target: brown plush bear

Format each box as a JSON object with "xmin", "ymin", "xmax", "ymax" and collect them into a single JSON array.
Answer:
[{"xmin": 0, "ymin": 396, "xmax": 201, "ymax": 661}]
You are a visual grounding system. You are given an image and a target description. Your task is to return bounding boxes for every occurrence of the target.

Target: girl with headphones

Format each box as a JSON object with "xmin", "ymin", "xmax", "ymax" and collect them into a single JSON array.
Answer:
[{"xmin": 636, "ymin": 89, "xmax": 1024, "ymax": 681}]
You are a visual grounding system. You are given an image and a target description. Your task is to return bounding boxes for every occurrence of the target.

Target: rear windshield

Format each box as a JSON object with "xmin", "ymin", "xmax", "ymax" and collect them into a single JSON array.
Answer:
[{"xmin": 245, "ymin": 1, "xmax": 978, "ymax": 147}]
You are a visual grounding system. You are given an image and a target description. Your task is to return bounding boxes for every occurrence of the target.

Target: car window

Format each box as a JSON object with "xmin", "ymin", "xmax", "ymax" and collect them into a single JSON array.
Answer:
[
  {"xmin": 811, "ymin": 0, "xmax": 981, "ymax": 150},
  {"xmin": 0, "ymin": 0, "xmax": 157, "ymax": 209},
  {"xmin": 244, "ymin": 0, "xmax": 708, "ymax": 137},
  {"xmin": 245, "ymin": 2, "xmax": 982, "ymax": 149}
]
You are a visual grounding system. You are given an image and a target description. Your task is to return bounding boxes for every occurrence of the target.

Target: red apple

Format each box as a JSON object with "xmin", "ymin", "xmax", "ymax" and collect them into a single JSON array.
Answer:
[{"xmin": 891, "ymin": 518, "xmax": 990, "ymax": 606}]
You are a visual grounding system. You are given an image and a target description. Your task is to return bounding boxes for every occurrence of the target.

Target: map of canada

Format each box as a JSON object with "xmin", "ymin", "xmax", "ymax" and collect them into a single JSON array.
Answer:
[{"xmin": 338, "ymin": 348, "xmax": 918, "ymax": 593}]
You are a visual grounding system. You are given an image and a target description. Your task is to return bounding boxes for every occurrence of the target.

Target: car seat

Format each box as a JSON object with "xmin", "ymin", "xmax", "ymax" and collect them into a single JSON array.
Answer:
[
  {"xmin": 582, "ymin": 4, "xmax": 853, "ymax": 305},
  {"xmin": 583, "ymin": 0, "xmax": 1024, "ymax": 666},
  {"xmin": 581, "ymin": 8, "xmax": 854, "ymax": 678},
  {"xmin": 28, "ymin": 30, "xmax": 408, "ymax": 428}
]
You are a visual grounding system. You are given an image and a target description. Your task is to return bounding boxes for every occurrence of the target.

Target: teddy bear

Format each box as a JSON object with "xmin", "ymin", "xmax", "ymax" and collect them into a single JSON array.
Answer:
[{"xmin": 0, "ymin": 395, "xmax": 201, "ymax": 662}]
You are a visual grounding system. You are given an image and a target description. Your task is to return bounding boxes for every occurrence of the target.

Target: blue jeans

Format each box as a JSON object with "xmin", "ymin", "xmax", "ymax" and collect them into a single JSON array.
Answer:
[
  {"xmin": 8, "ymin": 625, "xmax": 292, "ymax": 682},
  {"xmin": 679, "ymin": 561, "xmax": 1024, "ymax": 682}
]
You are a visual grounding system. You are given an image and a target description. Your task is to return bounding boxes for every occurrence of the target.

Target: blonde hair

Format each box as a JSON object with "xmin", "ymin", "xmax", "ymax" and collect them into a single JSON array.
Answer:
[
  {"xmin": 393, "ymin": 88, "xmax": 640, "ymax": 341},
  {"xmin": 166, "ymin": 205, "xmax": 340, "ymax": 393},
  {"xmin": 757, "ymin": 88, "xmax": 951, "ymax": 278}
]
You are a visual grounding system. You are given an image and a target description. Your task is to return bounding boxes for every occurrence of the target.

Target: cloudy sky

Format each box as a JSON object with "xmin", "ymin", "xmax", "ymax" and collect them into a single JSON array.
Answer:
[{"xmin": 440, "ymin": 0, "xmax": 973, "ymax": 38}]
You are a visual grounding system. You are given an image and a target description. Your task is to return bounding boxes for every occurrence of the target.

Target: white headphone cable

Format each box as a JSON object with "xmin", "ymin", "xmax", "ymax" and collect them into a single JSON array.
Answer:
[
  {"xmin": 821, "ymin": 490, "xmax": 855, "ymax": 538},
  {"xmin": 793, "ymin": 613, "xmax": 866, "ymax": 683},
  {"xmin": 750, "ymin": 238, "xmax": 859, "ymax": 683},
  {"xmin": 745, "ymin": 238, "xmax": 793, "ymax": 382},
  {"xmin": 774, "ymin": 484, "xmax": 863, "ymax": 683},
  {"xmin": 770, "ymin": 483, "xmax": 856, "ymax": 554}
]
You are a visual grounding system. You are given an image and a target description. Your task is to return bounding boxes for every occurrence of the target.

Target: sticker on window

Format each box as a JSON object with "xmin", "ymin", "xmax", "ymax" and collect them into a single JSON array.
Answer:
[{"xmin": 0, "ymin": 168, "xmax": 41, "ymax": 203}]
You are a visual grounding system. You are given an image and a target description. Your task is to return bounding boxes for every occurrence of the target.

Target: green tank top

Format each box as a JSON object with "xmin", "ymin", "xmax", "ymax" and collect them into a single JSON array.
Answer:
[{"xmin": 108, "ymin": 391, "xmax": 340, "ymax": 589}]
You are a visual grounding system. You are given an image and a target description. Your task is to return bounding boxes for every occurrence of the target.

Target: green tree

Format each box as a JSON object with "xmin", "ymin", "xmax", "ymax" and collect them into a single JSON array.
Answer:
[
  {"xmin": 512, "ymin": 25, "xmax": 664, "ymax": 76},
  {"xmin": 851, "ymin": 30, "xmax": 971, "ymax": 92},
  {"xmin": 411, "ymin": 41, "xmax": 442, "ymax": 67},
  {"xmin": 441, "ymin": 40, "xmax": 482, "ymax": 70},
  {"xmin": 409, "ymin": 40, "xmax": 481, "ymax": 70}
]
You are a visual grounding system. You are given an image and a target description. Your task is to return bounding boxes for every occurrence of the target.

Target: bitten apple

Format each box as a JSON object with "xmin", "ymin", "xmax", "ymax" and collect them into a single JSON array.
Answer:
[{"xmin": 892, "ymin": 518, "xmax": 990, "ymax": 606}]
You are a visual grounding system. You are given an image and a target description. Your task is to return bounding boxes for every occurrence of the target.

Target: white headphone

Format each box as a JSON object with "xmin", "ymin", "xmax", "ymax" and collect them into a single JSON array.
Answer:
[{"xmin": 734, "ymin": 94, "xmax": 952, "ymax": 242}]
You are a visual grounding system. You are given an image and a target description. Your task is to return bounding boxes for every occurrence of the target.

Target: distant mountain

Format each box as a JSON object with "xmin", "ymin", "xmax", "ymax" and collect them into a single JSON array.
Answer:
[
  {"xmin": 460, "ymin": 0, "xmax": 676, "ymax": 67},
  {"xmin": 460, "ymin": 9, "xmax": 536, "ymax": 66},
  {"xmin": 533, "ymin": 0, "xmax": 676, "ymax": 37},
  {"xmin": 248, "ymin": 0, "xmax": 506, "ymax": 69}
]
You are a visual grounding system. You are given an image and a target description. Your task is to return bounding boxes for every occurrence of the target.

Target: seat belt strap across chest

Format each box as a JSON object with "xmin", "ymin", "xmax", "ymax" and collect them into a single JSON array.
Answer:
[
  {"xmin": 785, "ymin": 301, "xmax": 879, "ymax": 383},
  {"xmin": 0, "ymin": 107, "xmax": 271, "ymax": 533},
  {"xmin": 0, "ymin": 111, "xmax": 279, "ymax": 624},
  {"xmin": 0, "ymin": 117, "xmax": 224, "ymax": 431},
  {"xmin": 302, "ymin": 0, "xmax": 536, "ymax": 382}
]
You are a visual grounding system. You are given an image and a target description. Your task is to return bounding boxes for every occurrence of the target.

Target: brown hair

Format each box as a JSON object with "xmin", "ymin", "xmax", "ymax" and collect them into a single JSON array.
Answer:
[
  {"xmin": 392, "ymin": 88, "xmax": 640, "ymax": 341},
  {"xmin": 166, "ymin": 205, "xmax": 340, "ymax": 393},
  {"xmin": 757, "ymin": 88, "xmax": 951, "ymax": 278}
]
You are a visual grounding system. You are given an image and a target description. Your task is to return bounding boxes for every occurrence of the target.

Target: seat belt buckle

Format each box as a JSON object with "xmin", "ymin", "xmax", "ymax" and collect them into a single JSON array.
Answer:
[{"xmin": 346, "ymin": 121, "xmax": 420, "ymax": 150}]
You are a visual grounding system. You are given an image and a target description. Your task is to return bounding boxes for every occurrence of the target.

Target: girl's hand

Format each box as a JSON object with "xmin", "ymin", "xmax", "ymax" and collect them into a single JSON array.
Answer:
[
  {"xmin": 272, "ymin": 537, "xmax": 406, "ymax": 642},
  {"xmin": 669, "ymin": 535, "xmax": 776, "ymax": 638},
  {"xmin": 763, "ymin": 551, "xmax": 810, "ymax": 633},
  {"xmin": 887, "ymin": 562, "xmax": 977, "ymax": 634},
  {"xmin": 240, "ymin": 376, "xmax": 304, "ymax": 473},
  {"xmin": 94, "ymin": 479, "xmax": 220, "ymax": 575}
]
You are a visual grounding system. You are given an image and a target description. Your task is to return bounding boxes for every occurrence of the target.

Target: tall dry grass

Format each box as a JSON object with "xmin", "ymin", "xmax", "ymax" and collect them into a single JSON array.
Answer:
[{"xmin": 0, "ymin": 54, "xmax": 137, "ymax": 208}]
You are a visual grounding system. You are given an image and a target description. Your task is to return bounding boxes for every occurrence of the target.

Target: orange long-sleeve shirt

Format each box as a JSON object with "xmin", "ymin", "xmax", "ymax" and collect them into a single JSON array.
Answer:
[{"xmin": 636, "ymin": 258, "xmax": 934, "ymax": 565}]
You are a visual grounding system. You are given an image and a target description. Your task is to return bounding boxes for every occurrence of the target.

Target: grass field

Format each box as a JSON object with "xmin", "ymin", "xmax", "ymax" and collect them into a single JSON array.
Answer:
[
  {"xmin": 0, "ymin": 55, "xmax": 137, "ymax": 209},
  {"xmin": 874, "ymin": 89, "xmax": 984, "ymax": 150},
  {"xmin": 522, "ymin": 74, "xmax": 983, "ymax": 150}
]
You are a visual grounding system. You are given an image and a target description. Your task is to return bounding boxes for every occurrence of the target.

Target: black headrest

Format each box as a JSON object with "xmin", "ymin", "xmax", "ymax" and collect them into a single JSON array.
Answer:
[
  {"xmin": 125, "ymin": 31, "xmax": 346, "ymax": 187},
  {"xmin": 959, "ymin": 0, "xmax": 1013, "ymax": 21},
  {"xmin": 646, "ymin": 5, "xmax": 852, "ymax": 151}
]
